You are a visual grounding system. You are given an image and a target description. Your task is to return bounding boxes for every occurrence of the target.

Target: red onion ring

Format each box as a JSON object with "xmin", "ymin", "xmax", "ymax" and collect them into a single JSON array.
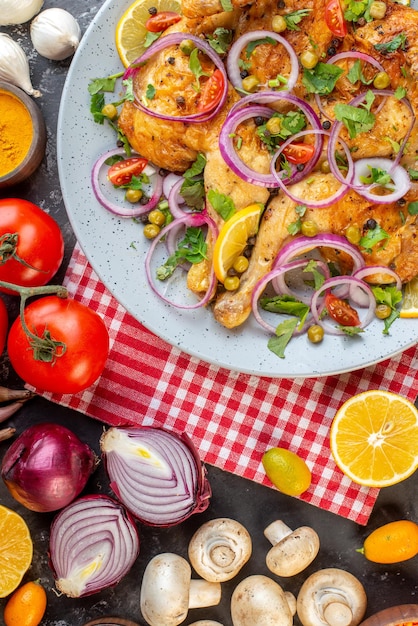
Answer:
[
  {"xmin": 91, "ymin": 148, "xmax": 163, "ymax": 217},
  {"xmin": 351, "ymin": 265, "xmax": 402, "ymax": 306},
  {"xmin": 310, "ymin": 276, "xmax": 376, "ymax": 335},
  {"xmin": 273, "ymin": 234, "xmax": 365, "ymax": 272},
  {"xmin": 226, "ymin": 30, "xmax": 299, "ymax": 94},
  {"xmin": 49, "ymin": 495, "xmax": 140, "ymax": 598},
  {"xmin": 100, "ymin": 426, "xmax": 211, "ymax": 527},
  {"xmin": 124, "ymin": 33, "xmax": 228, "ymax": 123},
  {"xmin": 167, "ymin": 177, "xmax": 190, "ymax": 218},
  {"xmin": 271, "ymin": 257, "xmax": 331, "ymax": 304},
  {"xmin": 219, "ymin": 91, "xmax": 323, "ymax": 187},
  {"xmin": 145, "ymin": 212, "xmax": 218, "ymax": 309},
  {"xmin": 352, "ymin": 157, "xmax": 411, "ymax": 204}
]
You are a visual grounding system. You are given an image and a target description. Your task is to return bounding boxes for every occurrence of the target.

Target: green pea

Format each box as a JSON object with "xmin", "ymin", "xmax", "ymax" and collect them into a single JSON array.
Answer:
[
  {"xmin": 373, "ymin": 71, "xmax": 391, "ymax": 89},
  {"xmin": 300, "ymin": 50, "xmax": 319, "ymax": 70},
  {"xmin": 307, "ymin": 325, "xmax": 324, "ymax": 344},
  {"xmin": 301, "ymin": 220, "xmax": 318, "ymax": 237},
  {"xmin": 233, "ymin": 255, "xmax": 249, "ymax": 274},
  {"xmin": 272, "ymin": 15, "xmax": 287, "ymax": 33},
  {"xmin": 375, "ymin": 303, "xmax": 392, "ymax": 319},
  {"xmin": 242, "ymin": 75, "xmax": 260, "ymax": 93},
  {"xmin": 345, "ymin": 225, "xmax": 362, "ymax": 245},
  {"xmin": 224, "ymin": 275, "xmax": 240, "ymax": 291},
  {"xmin": 148, "ymin": 209, "xmax": 166, "ymax": 226},
  {"xmin": 125, "ymin": 188, "xmax": 142, "ymax": 204},
  {"xmin": 101, "ymin": 103, "xmax": 118, "ymax": 120},
  {"xmin": 143, "ymin": 223, "xmax": 160, "ymax": 239}
]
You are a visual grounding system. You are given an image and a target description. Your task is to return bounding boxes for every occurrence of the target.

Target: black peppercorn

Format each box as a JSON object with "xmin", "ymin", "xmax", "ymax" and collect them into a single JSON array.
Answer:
[
  {"xmin": 364, "ymin": 218, "xmax": 377, "ymax": 230},
  {"xmin": 322, "ymin": 120, "xmax": 331, "ymax": 130},
  {"xmin": 148, "ymin": 6, "xmax": 157, "ymax": 14},
  {"xmin": 254, "ymin": 116, "xmax": 265, "ymax": 126}
]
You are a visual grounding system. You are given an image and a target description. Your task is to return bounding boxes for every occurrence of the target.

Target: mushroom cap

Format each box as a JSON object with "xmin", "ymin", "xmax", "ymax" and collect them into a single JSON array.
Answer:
[
  {"xmin": 231, "ymin": 574, "xmax": 293, "ymax": 626},
  {"xmin": 140, "ymin": 553, "xmax": 191, "ymax": 626},
  {"xmin": 265, "ymin": 525, "xmax": 320, "ymax": 577},
  {"xmin": 188, "ymin": 518, "xmax": 252, "ymax": 582},
  {"xmin": 188, "ymin": 622, "xmax": 224, "ymax": 626},
  {"xmin": 297, "ymin": 568, "xmax": 367, "ymax": 626}
]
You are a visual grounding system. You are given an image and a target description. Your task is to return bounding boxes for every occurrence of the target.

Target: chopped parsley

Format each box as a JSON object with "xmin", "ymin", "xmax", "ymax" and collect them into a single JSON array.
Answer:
[
  {"xmin": 283, "ymin": 8, "xmax": 312, "ymax": 30},
  {"xmin": 344, "ymin": 0, "xmax": 373, "ymax": 23},
  {"xmin": 156, "ymin": 227, "xmax": 207, "ymax": 280},
  {"xmin": 207, "ymin": 190, "xmax": 236, "ymax": 221},
  {"xmin": 257, "ymin": 110, "xmax": 307, "ymax": 154},
  {"xmin": 359, "ymin": 223, "xmax": 390, "ymax": 253},
  {"xmin": 334, "ymin": 90, "xmax": 376, "ymax": 139},
  {"xmin": 374, "ymin": 33, "xmax": 407, "ymax": 54},
  {"xmin": 180, "ymin": 154, "xmax": 207, "ymax": 210},
  {"xmin": 372, "ymin": 285, "xmax": 402, "ymax": 334},
  {"xmin": 302, "ymin": 62, "xmax": 344, "ymax": 95},
  {"xmin": 206, "ymin": 28, "xmax": 233, "ymax": 54}
]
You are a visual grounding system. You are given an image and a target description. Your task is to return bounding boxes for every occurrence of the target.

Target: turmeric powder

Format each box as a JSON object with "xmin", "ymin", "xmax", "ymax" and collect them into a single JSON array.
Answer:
[{"xmin": 0, "ymin": 89, "xmax": 33, "ymax": 177}]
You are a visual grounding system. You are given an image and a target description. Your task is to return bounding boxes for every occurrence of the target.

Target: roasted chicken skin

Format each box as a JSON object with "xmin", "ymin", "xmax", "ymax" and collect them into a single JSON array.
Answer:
[{"xmin": 118, "ymin": 1, "xmax": 418, "ymax": 329}]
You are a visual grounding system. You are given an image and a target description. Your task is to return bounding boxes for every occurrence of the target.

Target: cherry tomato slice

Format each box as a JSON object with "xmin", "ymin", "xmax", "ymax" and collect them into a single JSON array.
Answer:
[
  {"xmin": 282, "ymin": 142, "xmax": 315, "ymax": 165},
  {"xmin": 108, "ymin": 157, "xmax": 148, "ymax": 187},
  {"xmin": 198, "ymin": 69, "xmax": 225, "ymax": 113},
  {"xmin": 145, "ymin": 11, "xmax": 181, "ymax": 33},
  {"xmin": 324, "ymin": 0, "xmax": 348, "ymax": 37},
  {"xmin": 325, "ymin": 292, "xmax": 360, "ymax": 327}
]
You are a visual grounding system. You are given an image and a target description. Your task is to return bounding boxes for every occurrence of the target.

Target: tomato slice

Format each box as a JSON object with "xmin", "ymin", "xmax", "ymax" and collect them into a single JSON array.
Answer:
[
  {"xmin": 282, "ymin": 142, "xmax": 315, "ymax": 165},
  {"xmin": 145, "ymin": 11, "xmax": 181, "ymax": 33},
  {"xmin": 324, "ymin": 0, "xmax": 348, "ymax": 37},
  {"xmin": 197, "ymin": 69, "xmax": 225, "ymax": 113},
  {"xmin": 325, "ymin": 292, "xmax": 360, "ymax": 327},
  {"xmin": 108, "ymin": 157, "xmax": 148, "ymax": 186}
]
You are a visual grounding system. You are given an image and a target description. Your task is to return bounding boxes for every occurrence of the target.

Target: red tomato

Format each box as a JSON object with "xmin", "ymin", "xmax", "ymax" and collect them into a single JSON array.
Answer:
[
  {"xmin": 282, "ymin": 142, "xmax": 315, "ymax": 165},
  {"xmin": 0, "ymin": 199, "xmax": 64, "ymax": 295},
  {"xmin": 145, "ymin": 11, "xmax": 181, "ymax": 32},
  {"xmin": 0, "ymin": 297, "xmax": 8, "ymax": 354},
  {"xmin": 7, "ymin": 296, "xmax": 109, "ymax": 394},
  {"xmin": 324, "ymin": 0, "xmax": 348, "ymax": 37},
  {"xmin": 325, "ymin": 292, "xmax": 360, "ymax": 327},
  {"xmin": 198, "ymin": 69, "xmax": 225, "ymax": 113},
  {"xmin": 108, "ymin": 157, "xmax": 148, "ymax": 186}
]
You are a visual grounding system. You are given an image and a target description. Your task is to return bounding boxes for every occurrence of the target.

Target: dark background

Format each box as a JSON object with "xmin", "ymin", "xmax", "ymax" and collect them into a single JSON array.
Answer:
[{"xmin": 0, "ymin": 1, "xmax": 417, "ymax": 624}]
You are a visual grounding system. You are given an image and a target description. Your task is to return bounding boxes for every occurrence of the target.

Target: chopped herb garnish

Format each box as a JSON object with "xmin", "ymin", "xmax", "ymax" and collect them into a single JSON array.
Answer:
[
  {"xmin": 344, "ymin": 0, "xmax": 373, "ymax": 23},
  {"xmin": 257, "ymin": 110, "xmax": 307, "ymax": 153},
  {"xmin": 207, "ymin": 189, "xmax": 236, "ymax": 221},
  {"xmin": 359, "ymin": 223, "xmax": 390, "ymax": 253},
  {"xmin": 374, "ymin": 33, "xmax": 407, "ymax": 54},
  {"xmin": 302, "ymin": 62, "xmax": 344, "ymax": 95},
  {"xmin": 220, "ymin": 0, "xmax": 233, "ymax": 11},
  {"xmin": 245, "ymin": 37, "xmax": 277, "ymax": 58},
  {"xmin": 407, "ymin": 201, "xmax": 418, "ymax": 215},
  {"xmin": 144, "ymin": 31, "xmax": 161, "ymax": 48},
  {"xmin": 145, "ymin": 83, "xmax": 156, "ymax": 100},
  {"xmin": 156, "ymin": 227, "xmax": 207, "ymax": 280},
  {"xmin": 206, "ymin": 28, "xmax": 233, "ymax": 54},
  {"xmin": 346, "ymin": 59, "xmax": 373, "ymax": 85},
  {"xmin": 180, "ymin": 154, "xmax": 207, "ymax": 211},
  {"xmin": 372, "ymin": 285, "xmax": 402, "ymax": 334},
  {"xmin": 283, "ymin": 8, "xmax": 312, "ymax": 30},
  {"xmin": 394, "ymin": 85, "xmax": 407, "ymax": 99},
  {"xmin": 334, "ymin": 91, "xmax": 376, "ymax": 139},
  {"xmin": 261, "ymin": 295, "xmax": 309, "ymax": 358},
  {"xmin": 359, "ymin": 166, "xmax": 392, "ymax": 187},
  {"xmin": 189, "ymin": 48, "xmax": 210, "ymax": 90}
]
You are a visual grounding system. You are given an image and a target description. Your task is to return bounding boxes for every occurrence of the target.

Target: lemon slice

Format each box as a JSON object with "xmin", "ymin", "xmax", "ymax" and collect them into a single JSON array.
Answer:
[
  {"xmin": 400, "ymin": 275, "xmax": 418, "ymax": 318},
  {"xmin": 330, "ymin": 390, "xmax": 418, "ymax": 488},
  {"xmin": 0, "ymin": 505, "xmax": 33, "ymax": 598},
  {"xmin": 115, "ymin": 0, "xmax": 182, "ymax": 67},
  {"xmin": 213, "ymin": 204, "xmax": 263, "ymax": 283}
]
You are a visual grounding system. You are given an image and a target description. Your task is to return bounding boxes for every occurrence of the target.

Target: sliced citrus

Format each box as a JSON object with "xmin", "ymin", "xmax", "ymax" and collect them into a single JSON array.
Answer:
[
  {"xmin": 213, "ymin": 204, "xmax": 263, "ymax": 283},
  {"xmin": 0, "ymin": 506, "xmax": 33, "ymax": 598},
  {"xmin": 115, "ymin": 0, "xmax": 182, "ymax": 67},
  {"xmin": 330, "ymin": 390, "xmax": 418, "ymax": 488},
  {"xmin": 262, "ymin": 447, "xmax": 312, "ymax": 496},
  {"xmin": 400, "ymin": 275, "xmax": 418, "ymax": 318}
]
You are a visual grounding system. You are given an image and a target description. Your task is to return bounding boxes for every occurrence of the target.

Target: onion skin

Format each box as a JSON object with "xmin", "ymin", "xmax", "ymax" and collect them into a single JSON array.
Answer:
[
  {"xmin": 49, "ymin": 494, "xmax": 140, "ymax": 598},
  {"xmin": 1, "ymin": 422, "xmax": 97, "ymax": 512},
  {"xmin": 101, "ymin": 426, "xmax": 211, "ymax": 527}
]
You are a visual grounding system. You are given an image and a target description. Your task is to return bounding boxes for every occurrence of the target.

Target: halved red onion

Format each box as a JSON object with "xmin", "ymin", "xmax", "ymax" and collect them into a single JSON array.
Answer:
[
  {"xmin": 273, "ymin": 234, "xmax": 365, "ymax": 273},
  {"xmin": 310, "ymin": 275, "xmax": 376, "ymax": 335},
  {"xmin": 351, "ymin": 157, "xmax": 411, "ymax": 204},
  {"xmin": 100, "ymin": 426, "xmax": 211, "ymax": 527},
  {"xmin": 124, "ymin": 33, "xmax": 228, "ymax": 123},
  {"xmin": 219, "ymin": 91, "xmax": 323, "ymax": 187},
  {"xmin": 91, "ymin": 148, "xmax": 163, "ymax": 217},
  {"xmin": 145, "ymin": 212, "xmax": 218, "ymax": 309},
  {"xmin": 1, "ymin": 423, "xmax": 97, "ymax": 512},
  {"xmin": 226, "ymin": 30, "xmax": 299, "ymax": 93},
  {"xmin": 49, "ymin": 495, "xmax": 140, "ymax": 598}
]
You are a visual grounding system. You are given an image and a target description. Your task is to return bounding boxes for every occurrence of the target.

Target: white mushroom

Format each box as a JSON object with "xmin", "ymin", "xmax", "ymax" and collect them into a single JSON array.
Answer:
[
  {"xmin": 188, "ymin": 518, "xmax": 252, "ymax": 582},
  {"xmin": 140, "ymin": 553, "xmax": 222, "ymax": 626},
  {"xmin": 231, "ymin": 574, "xmax": 294, "ymax": 626},
  {"xmin": 264, "ymin": 520, "xmax": 320, "ymax": 577},
  {"xmin": 296, "ymin": 568, "xmax": 367, "ymax": 626},
  {"xmin": 188, "ymin": 622, "xmax": 224, "ymax": 626}
]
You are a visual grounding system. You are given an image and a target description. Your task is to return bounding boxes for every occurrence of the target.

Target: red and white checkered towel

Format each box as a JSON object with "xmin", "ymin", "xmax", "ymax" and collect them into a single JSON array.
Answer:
[{"xmin": 39, "ymin": 243, "xmax": 418, "ymax": 525}]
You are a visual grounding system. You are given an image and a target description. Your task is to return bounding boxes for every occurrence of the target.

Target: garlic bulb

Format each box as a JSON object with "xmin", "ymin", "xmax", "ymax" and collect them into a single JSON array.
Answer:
[
  {"xmin": 30, "ymin": 8, "xmax": 81, "ymax": 61},
  {"xmin": 0, "ymin": 0, "xmax": 43, "ymax": 25},
  {"xmin": 0, "ymin": 34, "xmax": 41, "ymax": 97}
]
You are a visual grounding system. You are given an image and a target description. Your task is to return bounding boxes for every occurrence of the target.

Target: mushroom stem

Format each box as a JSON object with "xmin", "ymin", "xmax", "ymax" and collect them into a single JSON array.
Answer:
[
  {"xmin": 264, "ymin": 520, "xmax": 293, "ymax": 545},
  {"xmin": 189, "ymin": 579, "xmax": 222, "ymax": 609}
]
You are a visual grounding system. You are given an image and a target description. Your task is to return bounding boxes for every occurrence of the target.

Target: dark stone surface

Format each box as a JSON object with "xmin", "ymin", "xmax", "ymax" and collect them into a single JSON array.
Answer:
[{"xmin": 0, "ymin": 1, "xmax": 417, "ymax": 625}]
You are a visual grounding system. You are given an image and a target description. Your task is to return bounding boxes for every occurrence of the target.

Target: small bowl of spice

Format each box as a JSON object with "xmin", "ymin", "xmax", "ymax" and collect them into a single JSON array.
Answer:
[{"xmin": 0, "ymin": 81, "xmax": 46, "ymax": 188}]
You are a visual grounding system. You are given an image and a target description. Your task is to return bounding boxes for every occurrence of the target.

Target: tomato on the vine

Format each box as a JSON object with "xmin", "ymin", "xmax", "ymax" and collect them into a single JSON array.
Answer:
[
  {"xmin": 145, "ymin": 11, "xmax": 181, "ymax": 32},
  {"xmin": 0, "ymin": 297, "xmax": 7, "ymax": 355},
  {"xmin": 7, "ymin": 296, "xmax": 109, "ymax": 394},
  {"xmin": 0, "ymin": 199, "xmax": 64, "ymax": 295},
  {"xmin": 324, "ymin": 0, "xmax": 348, "ymax": 37},
  {"xmin": 198, "ymin": 70, "xmax": 225, "ymax": 113},
  {"xmin": 325, "ymin": 292, "xmax": 360, "ymax": 327},
  {"xmin": 108, "ymin": 157, "xmax": 148, "ymax": 186},
  {"xmin": 282, "ymin": 142, "xmax": 315, "ymax": 165}
]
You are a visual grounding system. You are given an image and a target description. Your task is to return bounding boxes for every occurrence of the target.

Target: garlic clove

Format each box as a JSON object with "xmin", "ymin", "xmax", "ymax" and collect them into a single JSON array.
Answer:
[
  {"xmin": 0, "ymin": 34, "xmax": 41, "ymax": 97},
  {"xmin": 30, "ymin": 8, "xmax": 81, "ymax": 61},
  {"xmin": 0, "ymin": 0, "xmax": 44, "ymax": 26}
]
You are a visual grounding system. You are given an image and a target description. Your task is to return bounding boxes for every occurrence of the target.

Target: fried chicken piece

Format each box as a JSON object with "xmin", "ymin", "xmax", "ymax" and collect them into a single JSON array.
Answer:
[{"xmin": 213, "ymin": 175, "xmax": 418, "ymax": 329}]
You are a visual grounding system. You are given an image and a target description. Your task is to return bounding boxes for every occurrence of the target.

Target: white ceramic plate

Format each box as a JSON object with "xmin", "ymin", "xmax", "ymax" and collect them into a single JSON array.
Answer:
[{"xmin": 57, "ymin": 0, "xmax": 418, "ymax": 378}]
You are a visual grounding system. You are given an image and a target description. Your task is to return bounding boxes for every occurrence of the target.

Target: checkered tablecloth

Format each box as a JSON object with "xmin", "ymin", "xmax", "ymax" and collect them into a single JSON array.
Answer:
[{"xmin": 38, "ymin": 243, "xmax": 418, "ymax": 525}]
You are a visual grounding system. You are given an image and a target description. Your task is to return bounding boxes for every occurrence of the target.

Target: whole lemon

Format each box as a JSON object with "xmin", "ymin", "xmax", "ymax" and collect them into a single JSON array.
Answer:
[{"xmin": 262, "ymin": 447, "xmax": 311, "ymax": 496}]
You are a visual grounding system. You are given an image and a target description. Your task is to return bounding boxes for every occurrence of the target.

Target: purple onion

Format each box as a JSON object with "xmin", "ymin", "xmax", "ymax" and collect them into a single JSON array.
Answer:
[
  {"xmin": 49, "ymin": 494, "xmax": 140, "ymax": 598},
  {"xmin": 100, "ymin": 426, "xmax": 211, "ymax": 527},
  {"xmin": 1, "ymin": 422, "xmax": 97, "ymax": 512}
]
